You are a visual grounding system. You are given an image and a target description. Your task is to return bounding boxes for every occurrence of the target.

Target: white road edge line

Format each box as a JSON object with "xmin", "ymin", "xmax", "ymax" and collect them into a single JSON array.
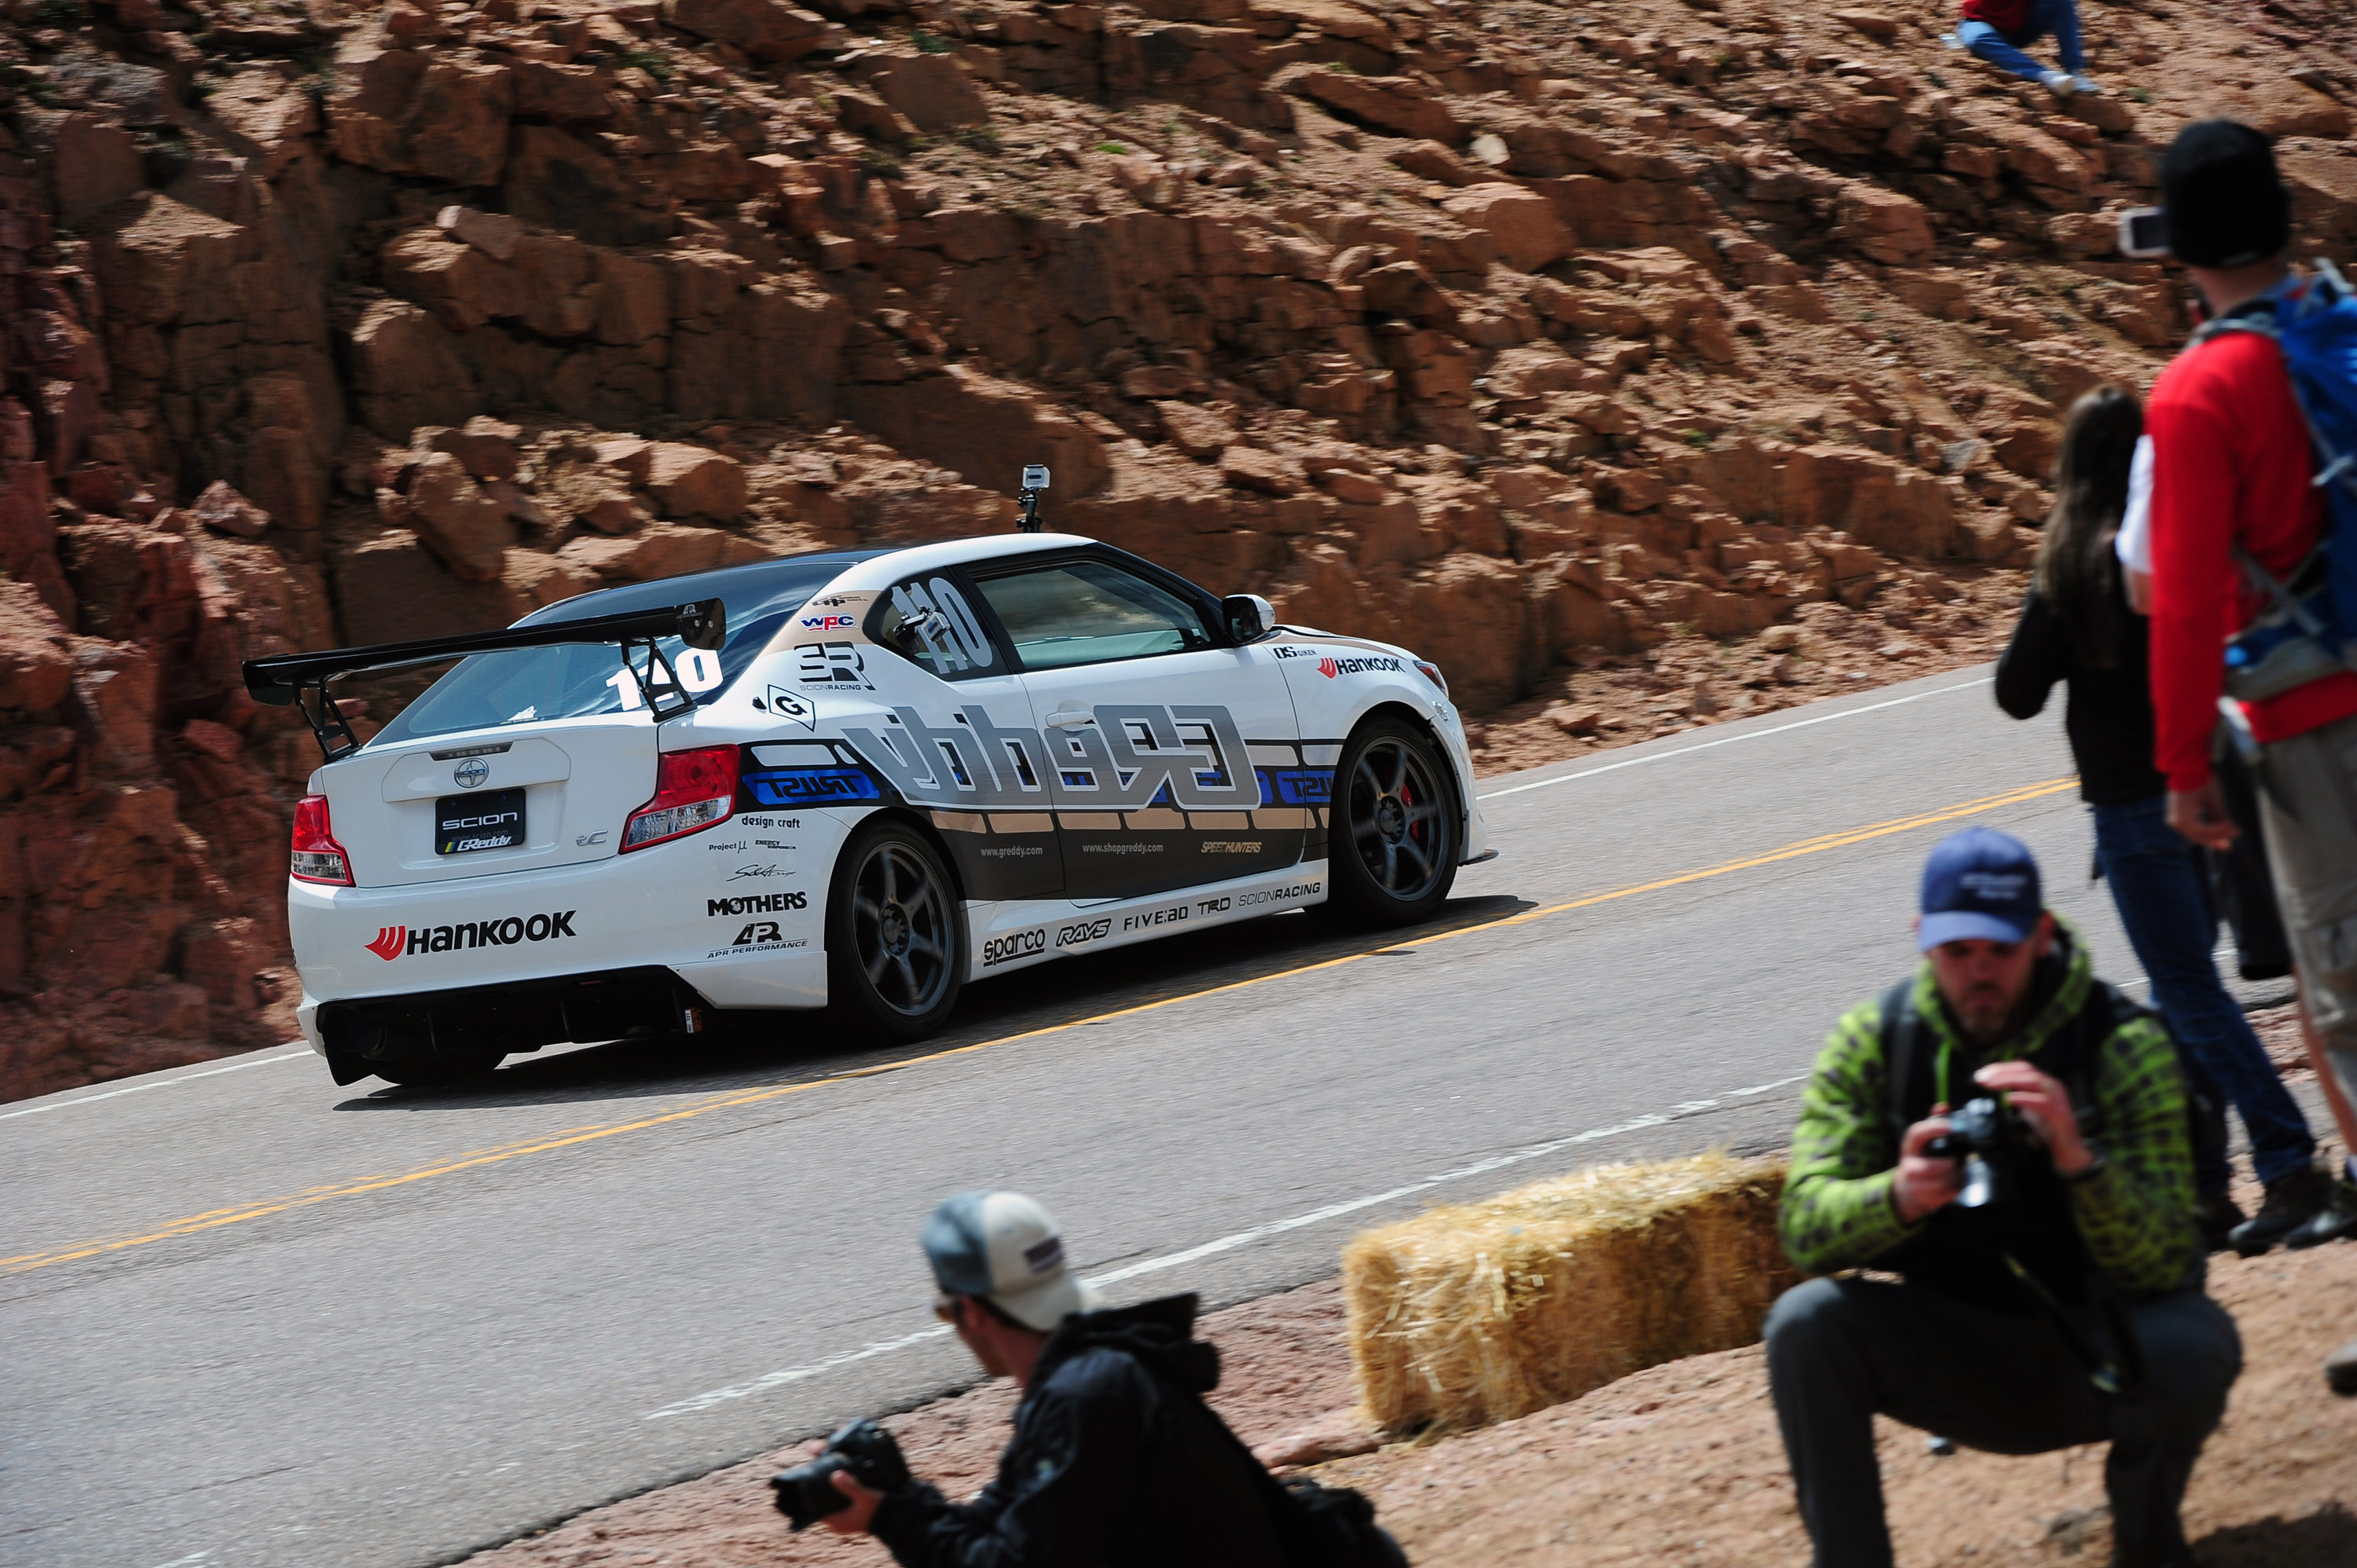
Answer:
[
  {"xmin": 1475, "ymin": 675, "xmax": 1994, "ymax": 801},
  {"xmin": 0, "ymin": 1048, "xmax": 311, "ymax": 1123},
  {"xmin": 642, "ymin": 1072, "xmax": 1807, "ymax": 1421}
]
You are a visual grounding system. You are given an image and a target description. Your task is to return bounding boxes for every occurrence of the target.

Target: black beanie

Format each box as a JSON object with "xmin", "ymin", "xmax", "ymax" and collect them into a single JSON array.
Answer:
[{"xmin": 2161, "ymin": 119, "xmax": 2290, "ymax": 267}]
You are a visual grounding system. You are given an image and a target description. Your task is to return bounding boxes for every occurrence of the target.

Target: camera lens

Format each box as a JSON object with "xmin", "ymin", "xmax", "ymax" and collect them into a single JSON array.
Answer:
[{"xmin": 770, "ymin": 1456, "xmax": 851, "ymax": 1531}]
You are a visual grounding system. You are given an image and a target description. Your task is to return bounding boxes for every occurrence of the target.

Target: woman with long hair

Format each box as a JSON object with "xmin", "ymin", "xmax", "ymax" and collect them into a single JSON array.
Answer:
[{"xmin": 1997, "ymin": 385, "xmax": 2327, "ymax": 1253}]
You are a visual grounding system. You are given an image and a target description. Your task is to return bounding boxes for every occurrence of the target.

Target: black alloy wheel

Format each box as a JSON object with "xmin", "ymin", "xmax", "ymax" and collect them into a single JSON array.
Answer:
[
  {"xmin": 1324, "ymin": 718, "xmax": 1461, "ymax": 928},
  {"xmin": 372, "ymin": 1051, "xmax": 505, "ymax": 1088},
  {"xmin": 828, "ymin": 819, "xmax": 962, "ymax": 1039}
]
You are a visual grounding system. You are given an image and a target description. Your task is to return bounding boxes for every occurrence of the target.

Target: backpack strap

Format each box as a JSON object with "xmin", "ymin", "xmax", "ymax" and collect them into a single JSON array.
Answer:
[
  {"xmin": 2184, "ymin": 306, "xmax": 2333, "ymax": 615},
  {"xmin": 1880, "ymin": 978, "xmax": 1919, "ymax": 1136}
]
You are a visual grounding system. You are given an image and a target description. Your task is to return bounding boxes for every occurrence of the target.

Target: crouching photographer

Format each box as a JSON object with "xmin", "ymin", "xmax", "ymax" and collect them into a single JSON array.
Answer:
[
  {"xmin": 775, "ymin": 1190, "xmax": 1404, "ymax": 1568},
  {"xmin": 1766, "ymin": 829, "xmax": 2242, "ymax": 1568}
]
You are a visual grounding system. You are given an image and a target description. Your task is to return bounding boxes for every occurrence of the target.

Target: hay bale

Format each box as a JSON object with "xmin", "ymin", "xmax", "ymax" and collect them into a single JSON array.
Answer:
[{"xmin": 1343, "ymin": 1152, "xmax": 1798, "ymax": 1434}]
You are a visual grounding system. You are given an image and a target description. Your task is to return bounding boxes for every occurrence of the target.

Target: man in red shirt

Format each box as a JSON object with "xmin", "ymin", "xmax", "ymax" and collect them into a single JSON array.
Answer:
[
  {"xmin": 2144, "ymin": 119, "xmax": 2357, "ymax": 1395},
  {"xmin": 1952, "ymin": 0, "xmax": 2095, "ymax": 98}
]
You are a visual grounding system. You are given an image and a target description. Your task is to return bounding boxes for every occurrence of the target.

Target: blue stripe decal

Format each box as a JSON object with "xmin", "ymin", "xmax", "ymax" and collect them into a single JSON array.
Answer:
[
  {"xmin": 742, "ymin": 767, "xmax": 883, "ymax": 805},
  {"xmin": 1256, "ymin": 768, "xmax": 1334, "ymax": 807}
]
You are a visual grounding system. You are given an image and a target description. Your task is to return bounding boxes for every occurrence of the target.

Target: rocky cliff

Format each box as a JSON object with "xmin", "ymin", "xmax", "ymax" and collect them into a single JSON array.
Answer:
[{"xmin": 2, "ymin": 0, "xmax": 2351, "ymax": 1097}]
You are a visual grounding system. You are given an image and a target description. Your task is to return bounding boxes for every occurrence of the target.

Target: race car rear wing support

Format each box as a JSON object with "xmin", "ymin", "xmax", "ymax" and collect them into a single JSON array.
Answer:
[{"xmin": 241, "ymin": 599, "xmax": 728, "ymax": 764}]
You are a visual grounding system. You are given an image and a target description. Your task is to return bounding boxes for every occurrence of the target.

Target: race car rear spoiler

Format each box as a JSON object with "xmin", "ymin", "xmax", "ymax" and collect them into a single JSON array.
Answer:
[{"xmin": 242, "ymin": 598, "xmax": 728, "ymax": 764}]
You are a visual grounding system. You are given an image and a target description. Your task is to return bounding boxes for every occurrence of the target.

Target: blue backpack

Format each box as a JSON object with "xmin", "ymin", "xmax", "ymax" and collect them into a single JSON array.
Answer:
[{"xmin": 2195, "ymin": 262, "xmax": 2357, "ymax": 702}]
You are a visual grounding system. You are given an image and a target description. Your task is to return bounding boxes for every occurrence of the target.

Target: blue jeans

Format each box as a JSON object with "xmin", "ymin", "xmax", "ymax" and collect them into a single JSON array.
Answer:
[
  {"xmin": 1958, "ymin": 0, "xmax": 2084, "ymax": 79},
  {"xmin": 2092, "ymin": 797, "xmax": 2316, "ymax": 1187}
]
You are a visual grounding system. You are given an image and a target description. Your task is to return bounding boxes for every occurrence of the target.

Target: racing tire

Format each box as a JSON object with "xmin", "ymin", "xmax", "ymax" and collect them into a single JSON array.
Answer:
[
  {"xmin": 828, "ymin": 818, "xmax": 964, "ymax": 1041},
  {"xmin": 371, "ymin": 1052, "xmax": 504, "ymax": 1088},
  {"xmin": 1320, "ymin": 717, "xmax": 1461, "ymax": 929}
]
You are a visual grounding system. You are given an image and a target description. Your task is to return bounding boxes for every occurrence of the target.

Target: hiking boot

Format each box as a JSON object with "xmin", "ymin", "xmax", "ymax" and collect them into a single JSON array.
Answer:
[
  {"xmin": 2041, "ymin": 69, "xmax": 2077, "ymax": 97},
  {"xmin": 2229, "ymin": 1164, "xmax": 2334, "ymax": 1256},
  {"xmin": 2286, "ymin": 1176, "xmax": 2357, "ymax": 1251},
  {"xmin": 2194, "ymin": 1193, "xmax": 2245, "ymax": 1253},
  {"xmin": 2329, "ymin": 1339, "xmax": 2357, "ymax": 1397}
]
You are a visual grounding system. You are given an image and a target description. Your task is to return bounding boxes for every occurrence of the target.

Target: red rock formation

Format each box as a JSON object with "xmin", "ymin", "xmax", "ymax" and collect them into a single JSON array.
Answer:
[{"xmin": 2, "ymin": 0, "xmax": 2351, "ymax": 1095}]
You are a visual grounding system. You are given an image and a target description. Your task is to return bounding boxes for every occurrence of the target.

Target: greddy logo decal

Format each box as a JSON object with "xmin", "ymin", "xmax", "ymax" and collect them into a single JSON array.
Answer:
[
  {"xmin": 366, "ymin": 910, "xmax": 578, "ymax": 959},
  {"xmin": 842, "ymin": 702, "xmax": 1260, "ymax": 811},
  {"xmin": 764, "ymin": 686, "xmax": 817, "ymax": 730},
  {"xmin": 1316, "ymin": 654, "xmax": 1404, "ymax": 678}
]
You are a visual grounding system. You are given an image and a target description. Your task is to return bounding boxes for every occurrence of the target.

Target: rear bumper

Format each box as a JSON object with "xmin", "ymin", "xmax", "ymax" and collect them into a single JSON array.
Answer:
[
  {"xmin": 291, "ymin": 809, "xmax": 852, "ymax": 1063},
  {"xmin": 310, "ymin": 966, "xmax": 702, "ymax": 1083}
]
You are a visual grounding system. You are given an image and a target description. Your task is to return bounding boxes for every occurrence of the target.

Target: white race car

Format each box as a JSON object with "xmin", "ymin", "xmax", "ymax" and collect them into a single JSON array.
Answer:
[{"xmin": 248, "ymin": 522, "xmax": 1491, "ymax": 1087}]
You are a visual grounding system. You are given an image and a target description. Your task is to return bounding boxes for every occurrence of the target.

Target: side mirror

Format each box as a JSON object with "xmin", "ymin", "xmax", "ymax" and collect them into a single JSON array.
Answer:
[{"xmin": 1222, "ymin": 593, "xmax": 1276, "ymax": 643}]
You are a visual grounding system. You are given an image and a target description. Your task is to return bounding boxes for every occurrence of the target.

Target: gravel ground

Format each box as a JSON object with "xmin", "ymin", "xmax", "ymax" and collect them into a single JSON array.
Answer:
[{"xmin": 467, "ymin": 1166, "xmax": 2357, "ymax": 1568}]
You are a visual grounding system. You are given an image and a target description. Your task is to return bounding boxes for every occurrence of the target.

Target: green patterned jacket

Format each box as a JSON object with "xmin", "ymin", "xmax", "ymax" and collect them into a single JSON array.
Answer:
[{"xmin": 1779, "ymin": 919, "xmax": 2198, "ymax": 1296}]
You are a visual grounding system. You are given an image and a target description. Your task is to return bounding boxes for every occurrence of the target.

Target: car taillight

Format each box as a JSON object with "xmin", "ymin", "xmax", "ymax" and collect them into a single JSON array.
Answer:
[
  {"xmin": 621, "ymin": 746, "xmax": 740, "ymax": 852},
  {"xmin": 291, "ymin": 794, "xmax": 354, "ymax": 885},
  {"xmin": 1414, "ymin": 660, "xmax": 1449, "ymax": 700}
]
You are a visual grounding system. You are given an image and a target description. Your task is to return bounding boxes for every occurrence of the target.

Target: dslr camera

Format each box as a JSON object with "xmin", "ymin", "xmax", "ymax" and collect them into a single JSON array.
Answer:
[
  {"xmin": 1924, "ymin": 1095, "xmax": 2033, "ymax": 1209},
  {"xmin": 770, "ymin": 1418, "xmax": 912, "ymax": 1530}
]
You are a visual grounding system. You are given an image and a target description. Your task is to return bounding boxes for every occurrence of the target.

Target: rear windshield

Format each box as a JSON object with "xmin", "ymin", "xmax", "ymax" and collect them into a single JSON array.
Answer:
[{"xmin": 368, "ymin": 554, "xmax": 883, "ymax": 746}]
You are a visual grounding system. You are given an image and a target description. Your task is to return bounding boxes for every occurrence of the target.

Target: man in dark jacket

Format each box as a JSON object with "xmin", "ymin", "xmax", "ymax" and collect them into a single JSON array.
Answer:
[
  {"xmin": 819, "ymin": 1189, "xmax": 1290, "ymax": 1567},
  {"xmin": 1766, "ymin": 830, "xmax": 2242, "ymax": 1568}
]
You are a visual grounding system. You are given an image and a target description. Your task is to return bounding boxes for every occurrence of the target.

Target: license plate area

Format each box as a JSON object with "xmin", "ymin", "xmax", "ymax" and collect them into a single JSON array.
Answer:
[{"xmin": 436, "ymin": 787, "xmax": 527, "ymax": 855}]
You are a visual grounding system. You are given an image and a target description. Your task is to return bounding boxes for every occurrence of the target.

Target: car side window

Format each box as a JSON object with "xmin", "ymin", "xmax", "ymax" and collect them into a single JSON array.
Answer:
[
  {"xmin": 970, "ymin": 560, "xmax": 1213, "ymax": 672},
  {"xmin": 872, "ymin": 574, "xmax": 1003, "ymax": 680}
]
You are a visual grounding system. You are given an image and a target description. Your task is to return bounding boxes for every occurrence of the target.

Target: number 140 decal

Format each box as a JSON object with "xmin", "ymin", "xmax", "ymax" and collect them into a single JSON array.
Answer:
[
  {"xmin": 893, "ymin": 578, "xmax": 995, "ymax": 674},
  {"xmin": 607, "ymin": 647, "xmax": 724, "ymax": 709}
]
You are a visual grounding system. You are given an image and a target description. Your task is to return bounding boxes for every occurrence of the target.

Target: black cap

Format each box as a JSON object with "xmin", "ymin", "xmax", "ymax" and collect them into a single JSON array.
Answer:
[{"xmin": 2161, "ymin": 119, "xmax": 2289, "ymax": 267}]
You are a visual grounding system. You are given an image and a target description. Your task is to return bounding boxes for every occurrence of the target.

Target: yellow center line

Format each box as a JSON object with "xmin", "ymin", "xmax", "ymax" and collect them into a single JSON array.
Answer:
[{"xmin": 2, "ymin": 774, "xmax": 2077, "ymax": 1277}]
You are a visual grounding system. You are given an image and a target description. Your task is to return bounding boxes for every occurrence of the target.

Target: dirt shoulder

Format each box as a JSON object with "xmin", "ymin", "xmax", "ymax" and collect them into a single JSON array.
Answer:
[{"xmin": 469, "ymin": 1170, "xmax": 2357, "ymax": 1568}]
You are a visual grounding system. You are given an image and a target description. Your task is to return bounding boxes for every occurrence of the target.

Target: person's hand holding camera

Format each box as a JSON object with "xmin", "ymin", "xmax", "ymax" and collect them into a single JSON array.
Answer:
[
  {"xmin": 771, "ymin": 1419, "xmax": 907, "ymax": 1537},
  {"xmin": 1893, "ymin": 1105, "xmax": 1964, "ymax": 1224},
  {"xmin": 823, "ymin": 1468, "xmax": 882, "ymax": 1536},
  {"xmin": 1973, "ymin": 1061, "xmax": 2096, "ymax": 1178}
]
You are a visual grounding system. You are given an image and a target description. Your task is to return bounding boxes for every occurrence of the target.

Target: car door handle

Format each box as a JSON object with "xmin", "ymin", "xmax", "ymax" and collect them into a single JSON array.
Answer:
[{"xmin": 1045, "ymin": 709, "xmax": 1095, "ymax": 729}]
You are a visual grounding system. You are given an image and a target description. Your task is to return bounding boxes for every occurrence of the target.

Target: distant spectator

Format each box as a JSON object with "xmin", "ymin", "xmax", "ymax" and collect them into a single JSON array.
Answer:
[
  {"xmin": 2142, "ymin": 119, "xmax": 2357, "ymax": 1395},
  {"xmin": 1948, "ymin": 0, "xmax": 2097, "ymax": 98},
  {"xmin": 1997, "ymin": 385, "xmax": 2328, "ymax": 1255}
]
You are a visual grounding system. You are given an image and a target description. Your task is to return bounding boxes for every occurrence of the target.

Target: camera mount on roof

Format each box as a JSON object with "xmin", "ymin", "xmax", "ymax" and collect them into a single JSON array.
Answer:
[{"xmin": 1017, "ymin": 463, "xmax": 1050, "ymax": 533}]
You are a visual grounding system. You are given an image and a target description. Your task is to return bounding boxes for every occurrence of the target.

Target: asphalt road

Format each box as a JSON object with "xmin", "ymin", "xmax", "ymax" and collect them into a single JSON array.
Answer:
[{"xmin": 2, "ymin": 663, "xmax": 2292, "ymax": 1568}]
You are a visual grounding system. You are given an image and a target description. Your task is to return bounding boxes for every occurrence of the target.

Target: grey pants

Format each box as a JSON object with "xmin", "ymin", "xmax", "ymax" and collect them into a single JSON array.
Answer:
[
  {"xmin": 2257, "ymin": 710, "xmax": 2357, "ymax": 1108},
  {"xmin": 1764, "ymin": 1277, "xmax": 2242, "ymax": 1568}
]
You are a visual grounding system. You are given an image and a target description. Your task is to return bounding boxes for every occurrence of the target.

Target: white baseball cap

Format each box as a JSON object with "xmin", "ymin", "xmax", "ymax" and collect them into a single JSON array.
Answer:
[{"xmin": 921, "ymin": 1190, "xmax": 1104, "ymax": 1332}]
